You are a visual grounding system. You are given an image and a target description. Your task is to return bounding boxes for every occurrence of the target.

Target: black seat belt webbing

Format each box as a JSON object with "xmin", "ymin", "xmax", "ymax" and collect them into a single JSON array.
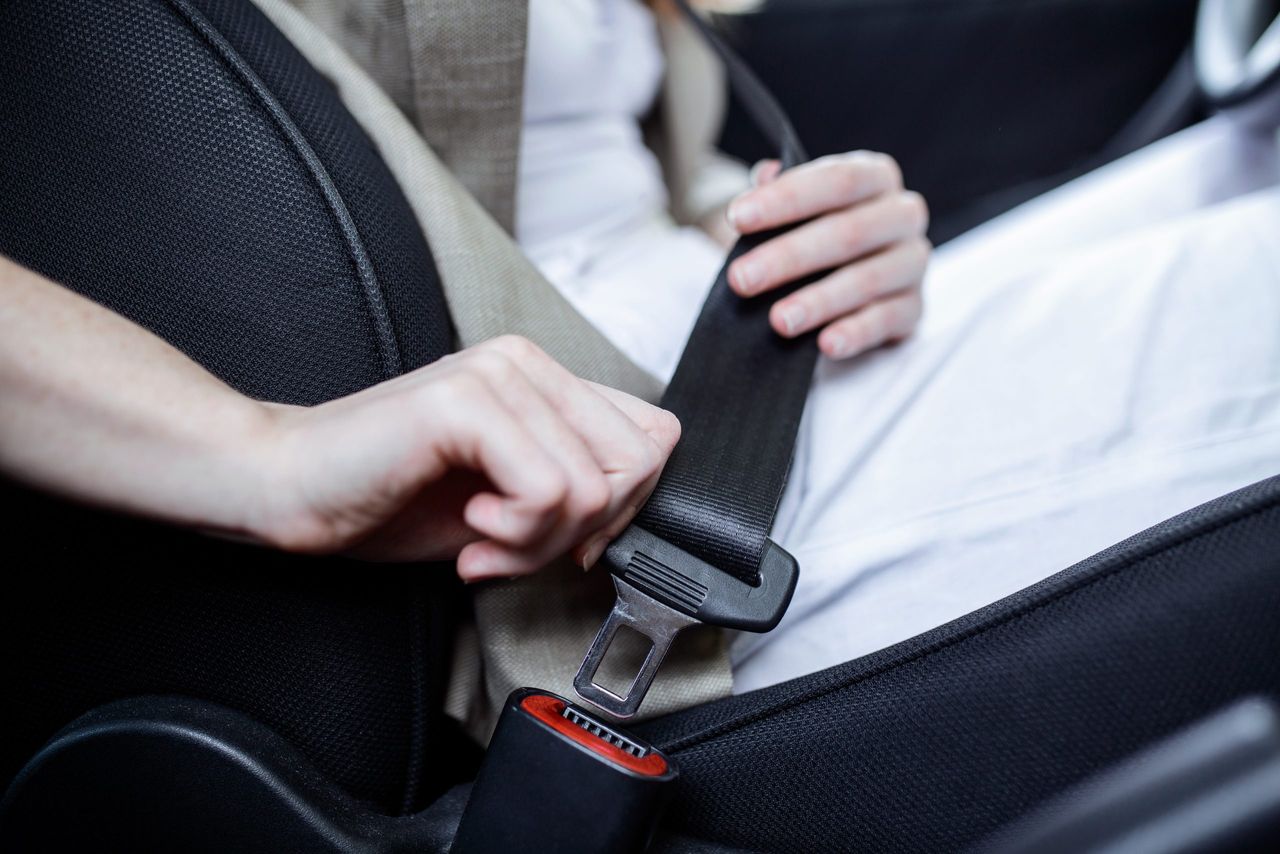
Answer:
[
  {"xmin": 575, "ymin": 1, "xmax": 817, "ymax": 718},
  {"xmin": 643, "ymin": 0, "xmax": 813, "ymax": 587}
]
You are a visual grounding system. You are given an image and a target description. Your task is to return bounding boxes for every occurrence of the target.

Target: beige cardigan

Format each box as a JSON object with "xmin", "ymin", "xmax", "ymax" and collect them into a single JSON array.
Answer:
[
  {"xmin": 259, "ymin": 0, "xmax": 747, "ymax": 739},
  {"xmin": 285, "ymin": 0, "xmax": 749, "ymax": 233}
]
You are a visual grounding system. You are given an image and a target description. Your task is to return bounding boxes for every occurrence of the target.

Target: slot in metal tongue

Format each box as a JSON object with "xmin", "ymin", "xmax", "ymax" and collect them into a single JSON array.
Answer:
[{"xmin": 573, "ymin": 577, "xmax": 699, "ymax": 719}]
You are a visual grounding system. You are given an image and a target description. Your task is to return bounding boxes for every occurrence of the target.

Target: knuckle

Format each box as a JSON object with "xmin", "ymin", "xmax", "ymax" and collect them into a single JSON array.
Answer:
[
  {"xmin": 829, "ymin": 166, "xmax": 860, "ymax": 202},
  {"xmin": 885, "ymin": 294, "xmax": 921, "ymax": 340},
  {"xmin": 884, "ymin": 299, "xmax": 908, "ymax": 332},
  {"xmin": 857, "ymin": 263, "xmax": 885, "ymax": 301},
  {"xmin": 878, "ymin": 154, "xmax": 904, "ymax": 189},
  {"xmin": 615, "ymin": 436, "xmax": 655, "ymax": 476},
  {"xmin": 904, "ymin": 291, "xmax": 925, "ymax": 326},
  {"xmin": 765, "ymin": 242, "xmax": 793, "ymax": 279},
  {"xmin": 863, "ymin": 307, "xmax": 888, "ymax": 346},
  {"xmin": 528, "ymin": 470, "xmax": 569, "ymax": 513},
  {"xmin": 902, "ymin": 191, "xmax": 930, "ymax": 232},
  {"xmin": 489, "ymin": 334, "xmax": 543, "ymax": 361},
  {"xmin": 774, "ymin": 180, "xmax": 803, "ymax": 217},
  {"xmin": 909, "ymin": 236, "xmax": 934, "ymax": 270},
  {"xmin": 438, "ymin": 370, "xmax": 486, "ymax": 406},
  {"xmin": 829, "ymin": 159, "xmax": 864, "ymax": 201},
  {"xmin": 637, "ymin": 439, "xmax": 664, "ymax": 479},
  {"xmin": 842, "ymin": 149, "xmax": 876, "ymax": 168},
  {"xmin": 653, "ymin": 409, "xmax": 682, "ymax": 452},
  {"xmin": 838, "ymin": 214, "xmax": 864, "ymax": 254},
  {"xmin": 570, "ymin": 473, "xmax": 611, "ymax": 519},
  {"xmin": 472, "ymin": 350, "xmax": 516, "ymax": 383},
  {"xmin": 803, "ymin": 287, "xmax": 830, "ymax": 324}
]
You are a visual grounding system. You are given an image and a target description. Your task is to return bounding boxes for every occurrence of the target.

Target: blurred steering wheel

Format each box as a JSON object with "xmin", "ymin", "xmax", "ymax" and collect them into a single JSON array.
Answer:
[{"xmin": 1195, "ymin": 0, "xmax": 1280, "ymax": 127}]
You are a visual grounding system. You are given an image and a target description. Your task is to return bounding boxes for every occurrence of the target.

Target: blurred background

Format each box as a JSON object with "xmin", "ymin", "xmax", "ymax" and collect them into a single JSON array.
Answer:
[{"xmin": 715, "ymin": 0, "xmax": 1200, "ymax": 243}]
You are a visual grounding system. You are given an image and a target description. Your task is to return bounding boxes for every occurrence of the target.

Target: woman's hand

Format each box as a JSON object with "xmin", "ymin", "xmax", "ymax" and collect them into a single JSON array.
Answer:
[
  {"xmin": 726, "ymin": 152, "xmax": 931, "ymax": 359},
  {"xmin": 3, "ymin": 259, "xmax": 675, "ymax": 584},
  {"xmin": 256, "ymin": 335, "xmax": 679, "ymax": 581}
]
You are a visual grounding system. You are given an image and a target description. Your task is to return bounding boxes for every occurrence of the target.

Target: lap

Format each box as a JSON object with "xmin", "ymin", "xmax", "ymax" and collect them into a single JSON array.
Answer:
[
  {"xmin": 736, "ymin": 131, "xmax": 1280, "ymax": 691},
  {"xmin": 643, "ymin": 475, "xmax": 1280, "ymax": 852},
  {"xmin": 525, "ymin": 118, "xmax": 1280, "ymax": 694}
]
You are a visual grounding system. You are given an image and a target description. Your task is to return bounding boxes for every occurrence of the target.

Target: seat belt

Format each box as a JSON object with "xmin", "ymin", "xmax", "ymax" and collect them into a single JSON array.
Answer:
[{"xmin": 575, "ymin": 0, "xmax": 817, "ymax": 718}]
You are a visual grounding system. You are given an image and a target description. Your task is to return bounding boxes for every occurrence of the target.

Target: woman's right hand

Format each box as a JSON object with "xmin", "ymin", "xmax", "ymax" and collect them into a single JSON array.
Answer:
[{"xmin": 252, "ymin": 335, "xmax": 680, "ymax": 582}]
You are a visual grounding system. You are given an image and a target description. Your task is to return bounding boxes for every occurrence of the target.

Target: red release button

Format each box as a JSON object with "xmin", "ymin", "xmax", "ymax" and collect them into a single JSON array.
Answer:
[{"xmin": 519, "ymin": 694, "xmax": 670, "ymax": 777}]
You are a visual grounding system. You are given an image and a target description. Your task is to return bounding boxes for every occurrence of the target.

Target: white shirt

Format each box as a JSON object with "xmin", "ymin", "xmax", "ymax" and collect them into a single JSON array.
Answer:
[
  {"xmin": 517, "ymin": 0, "xmax": 726, "ymax": 381},
  {"xmin": 518, "ymin": 0, "xmax": 667, "ymax": 252}
]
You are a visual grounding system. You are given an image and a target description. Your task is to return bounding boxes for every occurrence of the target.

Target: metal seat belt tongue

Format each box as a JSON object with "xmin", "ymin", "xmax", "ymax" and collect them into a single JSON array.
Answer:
[
  {"xmin": 575, "ymin": 527, "xmax": 800, "ymax": 718},
  {"xmin": 574, "ymin": 0, "xmax": 812, "ymax": 720}
]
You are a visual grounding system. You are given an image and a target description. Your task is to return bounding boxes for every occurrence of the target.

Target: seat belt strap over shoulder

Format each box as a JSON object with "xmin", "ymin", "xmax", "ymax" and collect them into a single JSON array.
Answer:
[{"xmin": 574, "ymin": 0, "xmax": 815, "ymax": 719}]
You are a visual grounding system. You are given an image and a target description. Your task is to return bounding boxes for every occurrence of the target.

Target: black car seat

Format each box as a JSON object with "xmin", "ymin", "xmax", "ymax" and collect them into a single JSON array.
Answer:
[
  {"xmin": 0, "ymin": 0, "xmax": 470, "ymax": 817},
  {"xmin": 2, "ymin": 1, "xmax": 1279, "ymax": 852}
]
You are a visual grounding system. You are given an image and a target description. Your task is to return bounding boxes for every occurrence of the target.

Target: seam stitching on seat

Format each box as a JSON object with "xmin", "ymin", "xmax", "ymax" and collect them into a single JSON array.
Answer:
[
  {"xmin": 163, "ymin": 0, "xmax": 405, "ymax": 380},
  {"xmin": 663, "ymin": 492, "xmax": 1280, "ymax": 754}
]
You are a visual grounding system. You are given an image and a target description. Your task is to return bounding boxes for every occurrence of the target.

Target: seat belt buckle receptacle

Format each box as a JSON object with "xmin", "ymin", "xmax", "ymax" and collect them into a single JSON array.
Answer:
[
  {"xmin": 451, "ymin": 688, "xmax": 677, "ymax": 854},
  {"xmin": 574, "ymin": 525, "xmax": 799, "ymax": 719}
]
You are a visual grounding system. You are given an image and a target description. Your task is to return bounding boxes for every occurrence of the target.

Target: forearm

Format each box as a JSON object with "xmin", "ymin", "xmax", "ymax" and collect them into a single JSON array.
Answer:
[{"xmin": 0, "ymin": 255, "xmax": 275, "ymax": 537}]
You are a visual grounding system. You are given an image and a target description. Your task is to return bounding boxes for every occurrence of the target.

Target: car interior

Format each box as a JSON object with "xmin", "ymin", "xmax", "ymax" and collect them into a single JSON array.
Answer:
[{"xmin": 2, "ymin": 0, "xmax": 1279, "ymax": 851}]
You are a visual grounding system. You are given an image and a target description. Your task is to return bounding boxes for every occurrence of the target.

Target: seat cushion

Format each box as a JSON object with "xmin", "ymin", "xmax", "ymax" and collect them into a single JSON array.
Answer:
[{"xmin": 639, "ymin": 474, "xmax": 1280, "ymax": 852}]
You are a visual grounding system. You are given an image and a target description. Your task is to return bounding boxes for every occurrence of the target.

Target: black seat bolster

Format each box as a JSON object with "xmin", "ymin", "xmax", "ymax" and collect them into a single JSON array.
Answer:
[
  {"xmin": 638, "ymin": 474, "xmax": 1280, "ymax": 852},
  {"xmin": 1, "ymin": 696, "xmax": 471, "ymax": 854}
]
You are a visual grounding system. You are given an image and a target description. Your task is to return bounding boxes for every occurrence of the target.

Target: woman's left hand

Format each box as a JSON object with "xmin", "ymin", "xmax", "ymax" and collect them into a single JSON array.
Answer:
[{"xmin": 726, "ymin": 152, "xmax": 930, "ymax": 360}]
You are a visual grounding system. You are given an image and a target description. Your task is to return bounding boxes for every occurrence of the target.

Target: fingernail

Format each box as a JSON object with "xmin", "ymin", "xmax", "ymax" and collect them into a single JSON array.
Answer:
[
  {"xmin": 731, "ymin": 259, "xmax": 761, "ymax": 295},
  {"xmin": 582, "ymin": 538, "xmax": 606, "ymax": 571},
  {"xmin": 778, "ymin": 303, "xmax": 807, "ymax": 335},
  {"xmin": 728, "ymin": 197, "xmax": 760, "ymax": 230}
]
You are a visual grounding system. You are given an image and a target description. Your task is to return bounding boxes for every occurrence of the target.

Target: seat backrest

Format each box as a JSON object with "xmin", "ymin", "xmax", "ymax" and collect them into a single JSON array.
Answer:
[{"xmin": 0, "ymin": 0, "xmax": 465, "ymax": 813}]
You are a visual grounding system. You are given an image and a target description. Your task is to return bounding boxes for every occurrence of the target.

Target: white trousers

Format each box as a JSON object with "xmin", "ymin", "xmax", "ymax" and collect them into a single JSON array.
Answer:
[{"xmin": 530, "ymin": 117, "xmax": 1280, "ymax": 694}]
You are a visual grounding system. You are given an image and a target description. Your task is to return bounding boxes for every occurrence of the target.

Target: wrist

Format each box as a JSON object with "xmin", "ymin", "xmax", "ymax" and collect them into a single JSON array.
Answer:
[{"xmin": 225, "ymin": 400, "xmax": 318, "ymax": 551}]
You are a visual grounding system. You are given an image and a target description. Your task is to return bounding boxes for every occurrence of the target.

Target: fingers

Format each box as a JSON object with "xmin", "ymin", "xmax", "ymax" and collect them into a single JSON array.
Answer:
[
  {"xmin": 728, "ymin": 151, "xmax": 901, "ymax": 234},
  {"xmin": 448, "ymin": 337, "xmax": 678, "ymax": 580},
  {"xmin": 297, "ymin": 338, "xmax": 676, "ymax": 574},
  {"xmin": 482, "ymin": 338, "xmax": 671, "ymax": 489},
  {"xmin": 729, "ymin": 189, "xmax": 928, "ymax": 298},
  {"xmin": 816, "ymin": 288, "xmax": 924, "ymax": 360},
  {"xmin": 723, "ymin": 149, "xmax": 931, "ymax": 359},
  {"xmin": 432, "ymin": 376, "xmax": 575, "ymax": 572},
  {"xmin": 478, "ymin": 339, "xmax": 678, "ymax": 569},
  {"xmin": 571, "ymin": 492, "xmax": 645, "ymax": 570},
  {"xmin": 569, "ymin": 382, "xmax": 681, "ymax": 569},
  {"xmin": 460, "ymin": 364, "xmax": 606, "ymax": 549},
  {"xmin": 586, "ymin": 381, "xmax": 682, "ymax": 454},
  {"xmin": 768, "ymin": 237, "xmax": 931, "ymax": 338}
]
